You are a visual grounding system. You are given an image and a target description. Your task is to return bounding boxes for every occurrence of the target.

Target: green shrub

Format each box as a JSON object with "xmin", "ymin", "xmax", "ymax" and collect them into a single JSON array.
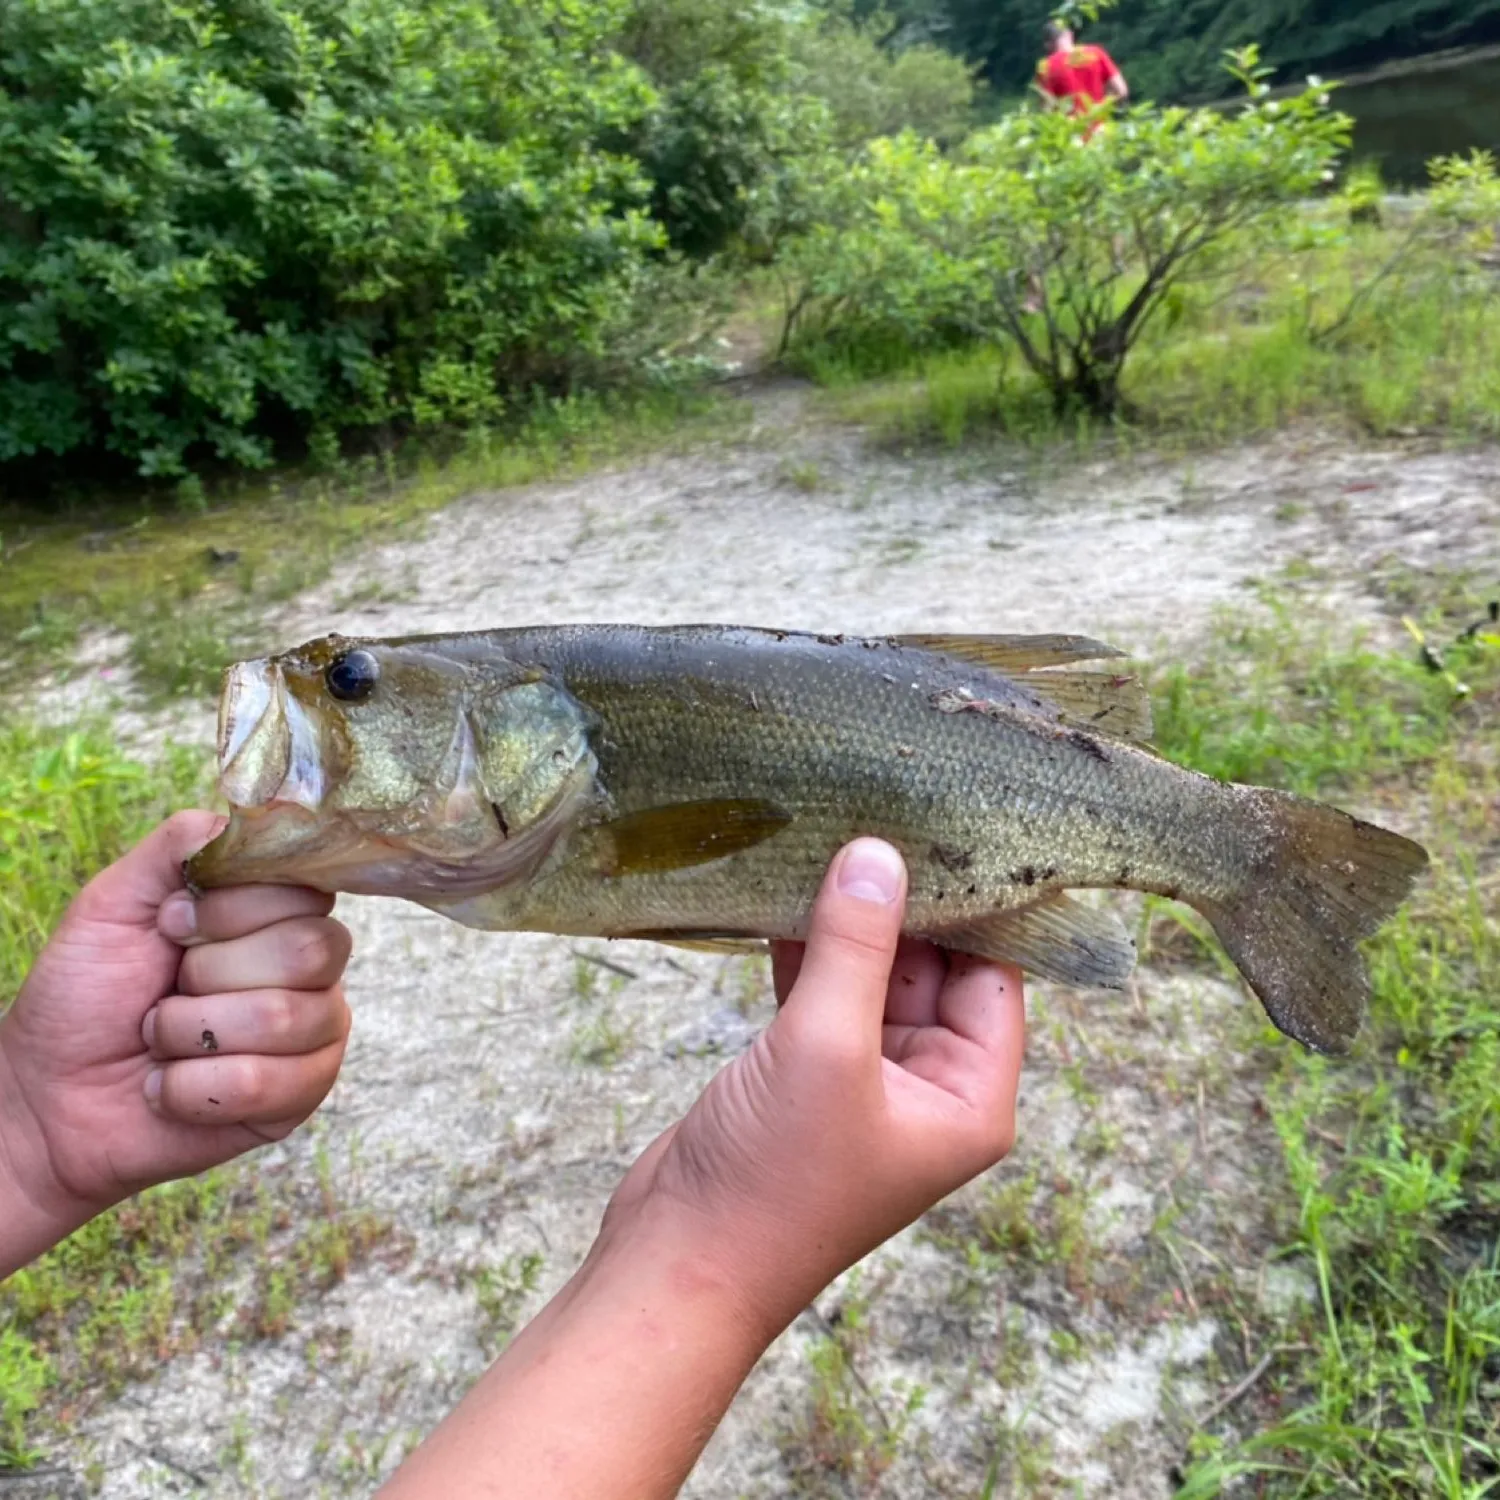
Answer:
[
  {"xmin": 619, "ymin": 0, "xmax": 981, "ymax": 260},
  {"xmin": 780, "ymin": 47, "xmax": 1351, "ymax": 414},
  {"xmin": 616, "ymin": 0, "xmax": 822, "ymax": 258},
  {"xmin": 0, "ymin": 0, "xmax": 662, "ymax": 480},
  {"xmin": 794, "ymin": 13, "xmax": 981, "ymax": 150}
]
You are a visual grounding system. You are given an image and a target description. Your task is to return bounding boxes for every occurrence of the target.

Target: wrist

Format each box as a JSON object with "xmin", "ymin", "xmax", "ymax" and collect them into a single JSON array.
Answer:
[
  {"xmin": 590, "ymin": 1188, "xmax": 824, "ymax": 1351},
  {"xmin": 0, "ymin": 1026, "xmax": 92, "ymax": 1276}
]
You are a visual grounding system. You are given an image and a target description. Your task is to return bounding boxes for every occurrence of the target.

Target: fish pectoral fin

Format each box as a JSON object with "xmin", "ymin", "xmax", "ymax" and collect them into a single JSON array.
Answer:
[
  {"xmin": 896, "ymin": 633, "xmax": 1127, "ymax": 672},
  {"xmin": 1015, "ymin": 668, "xmax": 1155, "ymax": 745},
  {"xmin": 601, "ymin": 799, "xmax": 793, "ymax": 877},
  {"xmin": 938, "ymin": 894, "xmax": 1136, "ymax": 989}
]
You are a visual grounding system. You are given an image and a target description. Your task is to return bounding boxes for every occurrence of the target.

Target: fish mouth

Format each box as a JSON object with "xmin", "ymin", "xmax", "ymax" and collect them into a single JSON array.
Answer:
[{"xmin": 218, "ymin": 659, "xmax": 326, "ymax": 812}]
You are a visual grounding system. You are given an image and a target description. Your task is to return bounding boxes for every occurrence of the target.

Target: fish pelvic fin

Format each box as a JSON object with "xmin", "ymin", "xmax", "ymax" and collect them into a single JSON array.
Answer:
[
  {"xmin": 1197, "ymin": 789, "xmax": 1430, "ymax": 1056},
  {"xmin": 937, "ymin": 893, "xmax": 1136, "ymax": 989}
]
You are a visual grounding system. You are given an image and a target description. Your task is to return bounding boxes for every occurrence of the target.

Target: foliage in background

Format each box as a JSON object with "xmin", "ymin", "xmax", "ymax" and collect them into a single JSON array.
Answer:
[
  {"xmin": 603, "ymin": 0, "xmax": 980, "ymax": 260},
  {"xmin": 0, "ymin": 0, "xmax": 661, "ymax": 480},
  {"xmin": 793, "ymin": 7, "xmax": 982, "ymax": 151},
  {"xmin": 0, "ymin": 0, "xmax": 986, "ymax": 487},
  {"xmin": 780, "ymin": 51, "xmax": 1350, "ymax": 416},
  {"xmin": 614, "ymin": 0, "xmax": 814, "ymax": 258}
]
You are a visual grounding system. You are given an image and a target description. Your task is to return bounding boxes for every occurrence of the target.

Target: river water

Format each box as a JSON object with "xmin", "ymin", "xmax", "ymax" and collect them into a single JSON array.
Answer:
[{"xmin": 1334, "ymin": 47, "xmax": 1500, "ymax": 185}]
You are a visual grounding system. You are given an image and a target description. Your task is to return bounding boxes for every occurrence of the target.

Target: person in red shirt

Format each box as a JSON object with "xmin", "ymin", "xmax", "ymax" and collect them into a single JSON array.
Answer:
[{"xmin": 1036, "ymin": 19, "xmax": 1129, "ymax": 118}]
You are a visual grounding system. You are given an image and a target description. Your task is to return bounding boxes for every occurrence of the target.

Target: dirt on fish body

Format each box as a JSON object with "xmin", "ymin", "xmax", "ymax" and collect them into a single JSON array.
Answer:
[{"xmin": 189, "ymin": 624, "xmax": 1428, "ymax": 1055}]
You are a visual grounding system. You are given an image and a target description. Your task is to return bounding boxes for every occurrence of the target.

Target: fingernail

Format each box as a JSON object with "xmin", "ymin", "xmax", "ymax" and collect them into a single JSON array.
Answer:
[
  {"xmin": 159, "ymin": 893, "xmax": 197, "ymax": 943},
  {"xmin": 141, "ymin": 1009, "xmax": 157, "ymax": 1052},
  {"xmin": 144, "ymin": 1069, "xmax": 163, "ymax": 1113},
  {"xmin": 837, "ymin": 839, "xmax": 904, "ymax": 905}
]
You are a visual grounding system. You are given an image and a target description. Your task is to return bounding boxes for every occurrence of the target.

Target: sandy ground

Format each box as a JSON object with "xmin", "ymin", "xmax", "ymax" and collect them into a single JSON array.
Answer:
[{"xmin": 16, "ymin": 386, "xmax": 1500, "ymax": 1498}]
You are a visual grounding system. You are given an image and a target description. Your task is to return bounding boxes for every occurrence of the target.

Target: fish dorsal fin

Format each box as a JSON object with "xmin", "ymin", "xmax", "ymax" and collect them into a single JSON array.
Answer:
[
  {"xmin": 601, "ymin": 799, "xmax": 793, "ymax": 877},
  {"xmin": 1014, "ymin": 669, "xmax": 1154, "ymax": 745},
  {"xmin": 937, "ymin": 894, "xmax": 1136, "ymax": 990},
  {"xmin": 897, "ymin": 633, "xmax": 1126, "ymax": 672},
  {"xmin": 899, "ymin": 633, "xmax": 1152, "ymax": 744}
]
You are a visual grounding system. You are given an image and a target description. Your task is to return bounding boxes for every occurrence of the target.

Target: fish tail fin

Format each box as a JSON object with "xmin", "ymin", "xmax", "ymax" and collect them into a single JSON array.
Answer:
[{"xmin": 1195, "ymin": 788, "xmax": 1429, "ymax": 1055}]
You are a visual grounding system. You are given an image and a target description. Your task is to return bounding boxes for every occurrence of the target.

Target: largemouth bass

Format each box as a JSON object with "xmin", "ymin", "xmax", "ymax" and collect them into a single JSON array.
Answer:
[{"xmin": 188, "ymin": 625, "xmax": 1429, "ymax": 1055}]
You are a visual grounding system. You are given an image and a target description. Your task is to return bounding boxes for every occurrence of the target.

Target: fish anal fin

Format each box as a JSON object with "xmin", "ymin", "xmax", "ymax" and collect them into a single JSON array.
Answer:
[
  {"xmin": 1018, "ymin": 669, "xmax": 1154, "ymax": 745},
  {"xmin": 602, "ymin": 799, "xmax": 793, "ymax": 877},
  {"xmin": 897, "ymin": 633, "xmax": 1127, "ymax": 673},
  {"xmin": 622, "ymin": 931, "xmax": 769, "ymax": 958},
  {"xmin": 937, "ymin": 893, "xmax": 1136, "ymax": 990}
]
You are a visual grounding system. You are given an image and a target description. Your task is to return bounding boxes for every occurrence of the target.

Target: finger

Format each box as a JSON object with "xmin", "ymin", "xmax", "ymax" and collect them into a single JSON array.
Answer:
[
  {"xmin": 882, "ymin": 940, "xmax": 948, "ymax": 1030},
  {"xmin": 159, "ymin": 886, "xmax": 335, "ymax": 947},
  {"xmin": 938, "ymin": 956, "xmax": 1026, "ymax": 1050},
  {"xmin": 178, "ymin": 916, "xmax": 351, "ymax": 997},
  {"xmin": 144, "ymin": 986, "xmax": 350, "ymax": 1060},
  {"xmin": 71, "ymin": 811, "xmax": 227, "ymax": 933},
  {"xmin": 770, "ymin": 942, "xmax": 806, "ymax": 1008},
  {"xmin": 146, "ymin": 1038, "xmax": 347, "ymax": 1132},
  {"xmin": 777, "ymin": 839, "xmax": 907, "ymax": 1057},
  {"xmin": 936, "ymin": 957, "xmax": 1027, "ymax": 1113}
]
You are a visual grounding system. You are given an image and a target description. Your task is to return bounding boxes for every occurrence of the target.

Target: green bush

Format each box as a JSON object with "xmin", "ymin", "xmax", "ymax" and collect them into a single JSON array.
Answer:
[
  {"xmin": 619, "ymin": 0, "xmax": 981, "ymax": 260},
  {"xmin": 780, "ymin": 47, "xmax": 1351, "ymax": 414},
  {"xmin": 0, "ymin": 0, "xmax": 662, "ymax": 479},
  {"xmin": 616, "ymin": 0, "xmax": 820, "ymax": 258},
  {"xmin": 793, "ymin": 14, "xmax": 981, "ymax": 150}
]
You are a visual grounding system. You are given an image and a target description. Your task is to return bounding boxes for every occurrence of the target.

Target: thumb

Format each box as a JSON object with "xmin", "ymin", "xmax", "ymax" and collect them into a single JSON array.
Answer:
[
  {"xmin": 776, "ymin": 839, "xmax": 907, "ymax": 1059},
  {"xmin": 69, "ymin": 810, "xmax": 226, "ymax": 932}
]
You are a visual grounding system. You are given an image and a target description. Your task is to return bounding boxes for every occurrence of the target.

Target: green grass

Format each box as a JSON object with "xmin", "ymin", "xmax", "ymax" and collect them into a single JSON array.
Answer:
[
  {"xmin": 1152, "ymin": 595, "xmax": 1487, "ymax": 798},
  {"xmin": 0, "ymin": 722, "xmax": 204, "ymax": 1003},
  {"xmin": 780, "ymin": 1273, "xmax": 928, "ymax": 1496},
  {"xmin": 0, "ymin": 723, "xmax": 395, "ymax": 1470},
  {"xmin": 1156, "ymin": 593, "xmax": 1500, "ymax": 1498},
  {"xmin": 0, "ymin": 386, "xmax": 743, "ymax": 700}
]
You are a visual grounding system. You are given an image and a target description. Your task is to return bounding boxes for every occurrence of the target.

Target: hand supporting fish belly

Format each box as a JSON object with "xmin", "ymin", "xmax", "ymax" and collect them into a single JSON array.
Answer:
[{"xmin": 188, "ymin": 624, "xmax": 1429, "ymax": 1056}]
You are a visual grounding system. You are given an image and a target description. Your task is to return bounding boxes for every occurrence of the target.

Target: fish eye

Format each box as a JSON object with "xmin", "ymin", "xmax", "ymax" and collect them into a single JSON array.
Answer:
[{"xmin": 325, "ymin": 649, "xmax": 380, "ymax": 704}]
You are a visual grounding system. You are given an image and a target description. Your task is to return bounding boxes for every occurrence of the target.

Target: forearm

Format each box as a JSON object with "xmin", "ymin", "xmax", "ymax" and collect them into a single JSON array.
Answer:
[{"xmin": 380, "ymin": 1205, "xmax": 784, "ymax": 1499}]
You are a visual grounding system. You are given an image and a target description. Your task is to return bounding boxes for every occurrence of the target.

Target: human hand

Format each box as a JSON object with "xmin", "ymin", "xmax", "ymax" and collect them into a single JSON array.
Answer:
[
  {"xmin": 0, "ymin": 812, "xmax": 351, "ymax": 1270},
  {"xmin": 603, "ymin": 838, "xmax": 1025, "ymax": 1338}
]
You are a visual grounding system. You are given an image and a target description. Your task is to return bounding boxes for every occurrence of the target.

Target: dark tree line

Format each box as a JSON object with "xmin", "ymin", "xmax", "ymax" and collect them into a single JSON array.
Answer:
[{"xmin": 860, "ymin": 0, "xmax": 1500, "ymax": 101}]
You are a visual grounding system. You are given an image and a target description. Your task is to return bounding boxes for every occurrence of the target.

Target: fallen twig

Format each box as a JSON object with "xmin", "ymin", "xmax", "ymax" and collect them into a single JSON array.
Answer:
[
  {"xmin": 570, "ymin": 949, "xmax": 640, "ymax": 981},
  {"xmin": 1196, "ymin": 1349, "xmax": 1277, "ymax": 1429}
]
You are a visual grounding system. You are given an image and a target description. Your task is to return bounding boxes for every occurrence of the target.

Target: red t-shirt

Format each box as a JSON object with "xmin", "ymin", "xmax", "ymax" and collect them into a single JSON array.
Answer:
[{"xmin": 1038, "ymin": 45, "xmax": 1121, "ymax": 114}]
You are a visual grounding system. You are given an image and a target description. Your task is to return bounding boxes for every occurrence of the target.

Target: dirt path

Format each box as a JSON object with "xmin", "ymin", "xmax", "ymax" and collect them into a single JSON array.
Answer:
[{"xmin": 36, "ymin": 388, "xmax": 1500, "ymax": 1498}]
